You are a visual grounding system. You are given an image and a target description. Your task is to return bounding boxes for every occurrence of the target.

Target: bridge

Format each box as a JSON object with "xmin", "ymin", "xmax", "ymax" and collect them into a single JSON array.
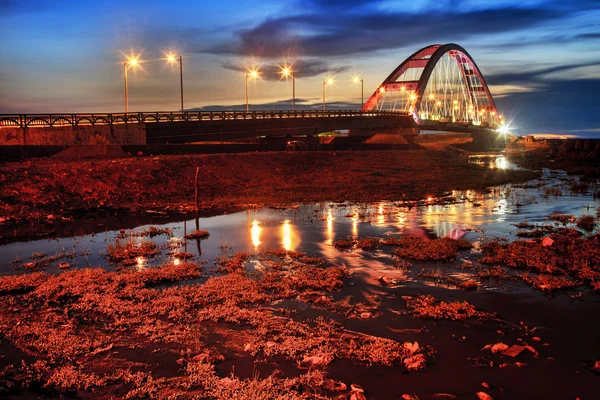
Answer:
[{"xmin": 0, "ymin": 43, "xmax": 504, "ymax": 148}]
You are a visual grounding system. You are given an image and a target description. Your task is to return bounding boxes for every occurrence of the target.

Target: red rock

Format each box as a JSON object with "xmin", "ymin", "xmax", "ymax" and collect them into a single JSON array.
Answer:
[
  {"xmin": 502, "ymin": 344, "xmax": 526, "ymax": 357},
  {"xmin": 476, "ymin": 392, "xmax": 494, "ymax": 400}
]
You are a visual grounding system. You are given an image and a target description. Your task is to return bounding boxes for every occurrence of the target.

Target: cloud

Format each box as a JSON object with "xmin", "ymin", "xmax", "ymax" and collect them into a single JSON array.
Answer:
[
  {"xmin": 203, "ymin": 7, "xmax": 564, "ymax": 58},
  {"xmin": 485, "ymin": 61, "xmax": 600, "ymax": 86},
  {"xmin": 576, "ymin": 32, "xmax": 600, "ymax": 39},
  {"xmin": 220, "ymin": 59, "xmax": 349, "ymax": 80}
]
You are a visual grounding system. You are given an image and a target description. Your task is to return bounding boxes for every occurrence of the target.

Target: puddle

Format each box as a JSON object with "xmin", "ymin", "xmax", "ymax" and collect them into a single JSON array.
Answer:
[{"xmin": 1, "ymin": 162, "xmax": 598, "ymax": 292}]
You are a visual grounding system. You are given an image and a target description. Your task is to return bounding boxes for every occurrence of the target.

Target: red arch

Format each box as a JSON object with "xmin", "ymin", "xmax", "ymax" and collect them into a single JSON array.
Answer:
[{"xmin": 362, "ymin": 43, "xmax": 498, "ymax": 124}]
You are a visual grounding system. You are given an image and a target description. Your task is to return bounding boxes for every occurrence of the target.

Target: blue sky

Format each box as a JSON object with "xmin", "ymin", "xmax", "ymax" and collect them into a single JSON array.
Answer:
[{"xmin": 1, "ymin": 0, "xmax": 599, "ymax": 134}]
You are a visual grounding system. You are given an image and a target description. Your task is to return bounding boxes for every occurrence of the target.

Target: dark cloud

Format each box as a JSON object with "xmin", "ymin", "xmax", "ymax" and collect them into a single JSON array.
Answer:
[
  {"xmin": 486, "ymin": 61, "xmax": 600, "ymax": 86},
  {"xmin": 576, "ymin": 32, "xmax": 600, "ymax": 39},
  {"xmin": 204, "ymin": 7, "xmax": 564, "ymax": 58},
  {"xmin": 304, "ymin": 0, "xmax": 380, "ymax": 11},
  {"xmin": 220, "ymin": 59, "xmax": 349, "ymax": 80}
]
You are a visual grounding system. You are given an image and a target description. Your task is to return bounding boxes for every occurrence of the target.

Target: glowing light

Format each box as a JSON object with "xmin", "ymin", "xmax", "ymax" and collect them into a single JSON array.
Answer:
[
  {"xmin": 166, "ymin": 54, "xmax": 177, "ymax": 63},
  {"xmin": 127, "ymin": 58, "xmax": 138, "ymax": 66},
  {"xmin": 326, "ymin": 210, "xmax": 333, "ymax": 245},
  {"xmin": 409, "ymin": 94, "xmax": 417, "ymax": 101},
  {"xmin": 282, "ymin": 220, "xmax": 292, "ymax": 250},
  {"xmin": 452, "ymin": 100, "xmax": 458, "ymax": 105},
  {"xmin": 280, "ymin": 66, "xmax": 292, "ymax": 78},
  {"xmin": 136, "ymin": 256, "xmax": 146, "ymax": 270},
  {"xmin": 497, "ymin": 124, "xmax": 511, "ymax": 135},
  {"xmin": 379, "ymin": 87, "xmax": 386, "ymax": 94},
  {"xmin": 426, "ymin": 196, "xmax": 434, "ymax": 202},
  {"xmin": 400, "ymin": 86, "xmax": 406, "ymax": 91},
  {"xmin": 173, "ymin": 258, "xmax": 181, "ymax": 266},
  {"xmin": 436, "ymin": 101, "xmax": 442, "ymax": 106},
  {"xmin": 352, "ymin": 76, "xmax": 361, "ymax": 84},
  {"xmin": 428, "ymin": 94, "xmax": 435, "ymax": 100},
  {"xmin": 251, "ymin": 219, "xmax": 262, "ymax": 248},
  {"xmin": 496, "ymin": 156, "xmax": 508, "ymax": 169},
  {"xmin": 326, "ymin": 77, "xmax": 334, "ymax": 86},
  {"xmin": 248, "ymin": 69, "xmax": 260, "ymax": 79}
]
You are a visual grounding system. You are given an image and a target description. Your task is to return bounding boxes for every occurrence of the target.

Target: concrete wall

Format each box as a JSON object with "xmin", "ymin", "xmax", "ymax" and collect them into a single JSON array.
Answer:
[{"xmin": 0, "ymin": 124, "xmax": 146, "ymax": 146}]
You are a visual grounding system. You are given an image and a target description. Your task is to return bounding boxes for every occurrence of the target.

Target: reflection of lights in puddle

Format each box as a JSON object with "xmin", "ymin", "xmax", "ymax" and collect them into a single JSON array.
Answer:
[
  {"xmin": 282, "ymin": 220, "xmax": 293, "ymax": 250},
  {"xmin": 136, "ymin": 256, "xmax": 146, "ymax": 269},
  {"xmin": 326, "ymin": 210, "xmax": 334, "ymax": 244},
  {"xmin": 376, "ymin": 203, "xmax": 385, "ymax": 226},
  {"xmin": 352, "ymin": 217, "xmax": 358, "ymax": 236},
  {"xmin": 251, "ymin": 219, "xmax": 262, "ymax": 248},
  {"xmin": 496, "ymin": 157, "xmax": 508, "ymax": 169}
]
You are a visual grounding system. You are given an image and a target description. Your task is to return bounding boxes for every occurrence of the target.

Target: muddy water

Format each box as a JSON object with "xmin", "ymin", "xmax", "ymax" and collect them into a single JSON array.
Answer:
[{"xmin": 1, "ymin": 157, "xmax": 598, "ymax": 279}]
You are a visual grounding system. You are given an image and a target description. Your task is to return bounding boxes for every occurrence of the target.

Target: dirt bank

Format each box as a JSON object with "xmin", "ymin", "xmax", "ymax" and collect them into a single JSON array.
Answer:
[
  {"xmin": 507, "ymin": 137, "xmax": 600, "ymax": 180},
  {"xmin": 0, "ymin": 150, "xmax": 538, "ymax": 224}
]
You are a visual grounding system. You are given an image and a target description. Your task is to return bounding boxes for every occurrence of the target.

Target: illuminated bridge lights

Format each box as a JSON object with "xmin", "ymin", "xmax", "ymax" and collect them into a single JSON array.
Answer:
[{"xmin": 363, "ymin": 43, "xmax": 502, "ymax": 129}]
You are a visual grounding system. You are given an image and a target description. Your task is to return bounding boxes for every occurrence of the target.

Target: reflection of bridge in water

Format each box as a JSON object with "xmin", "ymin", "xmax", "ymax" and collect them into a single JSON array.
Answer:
[{"xmin": 0, "ymin": 43, "xmax": 505, "ymax": 147}]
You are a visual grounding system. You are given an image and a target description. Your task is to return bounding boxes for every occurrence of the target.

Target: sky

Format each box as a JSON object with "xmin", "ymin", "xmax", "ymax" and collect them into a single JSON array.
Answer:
[{"xmin": 1, "ymin": 0, "xmax": 599, "ymax": 135}]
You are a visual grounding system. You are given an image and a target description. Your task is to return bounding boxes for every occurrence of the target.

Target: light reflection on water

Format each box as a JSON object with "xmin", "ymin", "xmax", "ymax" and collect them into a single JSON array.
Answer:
[
  {"xmin": 251, "ymin": 220, "xmax": 261, "ymax": 249},
  {"xmin": 468, "ymin": 154, "xmax": 514, "ymax": 170},
  {"xmin": 0, "ymin": 165, "xmax": 598, "ymax": 280}
]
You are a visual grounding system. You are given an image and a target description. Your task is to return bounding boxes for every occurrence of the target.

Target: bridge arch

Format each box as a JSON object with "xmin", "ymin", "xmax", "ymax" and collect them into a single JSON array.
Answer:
[{"xmin": 362, "ymin": 43, "xmax": 501, "ymax": 128}]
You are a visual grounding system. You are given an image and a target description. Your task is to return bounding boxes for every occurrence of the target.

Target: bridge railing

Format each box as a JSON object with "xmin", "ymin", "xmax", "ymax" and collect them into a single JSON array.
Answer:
[{"xmin": 0, "ymin": 110, "xmax": 409, "ymax": 128}]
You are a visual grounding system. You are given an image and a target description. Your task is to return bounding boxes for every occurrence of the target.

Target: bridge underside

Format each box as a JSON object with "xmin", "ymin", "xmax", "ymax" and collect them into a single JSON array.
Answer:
[{"xmin": 144, "ymin": 114, "xmax": 417, "ymax": 144}]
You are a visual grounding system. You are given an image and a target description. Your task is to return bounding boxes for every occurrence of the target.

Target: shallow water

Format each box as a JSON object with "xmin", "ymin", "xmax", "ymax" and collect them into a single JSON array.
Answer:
[{"xmin": 1, "ymin": 157, "xmax": 598, "ymax": 283}]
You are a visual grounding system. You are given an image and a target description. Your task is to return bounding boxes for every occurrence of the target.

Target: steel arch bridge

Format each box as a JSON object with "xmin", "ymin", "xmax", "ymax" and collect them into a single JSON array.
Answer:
[
  {"xmin": 362, "ymin": 43, "xmax": 502, "ymax": 129},
  {"xmin": 0, "ymin": 43, "xmax": 505, "ymax": 148}
]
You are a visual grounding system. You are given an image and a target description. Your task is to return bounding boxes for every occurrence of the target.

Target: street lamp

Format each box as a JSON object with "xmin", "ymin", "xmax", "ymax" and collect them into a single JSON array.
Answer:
[
  {"xmin": 323, "ymin": 77, "xmax": 334, "ymax": 111},
  {"xmin": 123, "ymin": 58, "xmax": 138, "ymax": 113},
  {"xmin": 166, "ymin": 54, "xmax": 184, "ymax": 112},
  {"xmin": 352, "ymin": 76, "xmax": 364, "ymax": 108},
  {"xmin": 246, "ymin": 68, "xmax": 260, "ymax": 112},
  {"xmin": 280, "ymin": 66, "xmax": 295, "ymax": 111}
]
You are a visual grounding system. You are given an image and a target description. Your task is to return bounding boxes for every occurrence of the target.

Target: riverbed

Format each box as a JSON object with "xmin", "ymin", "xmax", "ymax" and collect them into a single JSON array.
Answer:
[{"xmin": 1, "ymin": 156, "xmax": 599, "ymax": 399}]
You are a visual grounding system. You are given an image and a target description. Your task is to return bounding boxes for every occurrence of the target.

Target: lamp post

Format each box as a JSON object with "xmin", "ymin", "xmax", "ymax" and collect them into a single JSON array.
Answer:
[
  {"xmin": 323, "ymin": 77, "xmax": 334, "ymax": 111},
  {"xmin": 123, "ymin": 58, "xmax": 138, "ymax": 113},
  {"xmin": 352, "ymin": 76, "xmax": 363, "ymax": 108},
  {"xmin": 280, "ymin": 66, "xmax": 295, "ymax": 111},
  {"xmin": 245, "ymin": 69, "xmax": 259, "ymax": 112},
  {"xmin": 167, "ymin": 55, "xmax": 184, "ymax": 112}
]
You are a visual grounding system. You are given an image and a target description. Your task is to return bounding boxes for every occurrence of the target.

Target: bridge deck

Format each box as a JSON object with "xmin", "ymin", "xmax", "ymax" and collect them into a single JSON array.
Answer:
[{"xmin": 0, "ymin": 110, "xmax": 408, "ymax": 129}]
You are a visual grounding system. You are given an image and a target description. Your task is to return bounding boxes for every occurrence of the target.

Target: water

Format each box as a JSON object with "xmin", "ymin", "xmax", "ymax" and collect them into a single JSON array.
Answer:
[{"xmin": 1, "ymin": 157, "xmax": 598, "ymax": 281}]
